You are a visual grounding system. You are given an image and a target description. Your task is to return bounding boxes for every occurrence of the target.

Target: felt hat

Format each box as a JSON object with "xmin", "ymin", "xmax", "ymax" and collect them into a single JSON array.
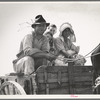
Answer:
[{"xmin": 31, "ymin": 15, "xmax": 50, "ymax": 28}]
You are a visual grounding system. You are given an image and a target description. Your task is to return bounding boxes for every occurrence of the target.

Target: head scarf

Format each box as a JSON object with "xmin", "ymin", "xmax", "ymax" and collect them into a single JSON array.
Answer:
[{"xmin": 59, "ymin": 22, "xmax": 76, "ymax": 42}]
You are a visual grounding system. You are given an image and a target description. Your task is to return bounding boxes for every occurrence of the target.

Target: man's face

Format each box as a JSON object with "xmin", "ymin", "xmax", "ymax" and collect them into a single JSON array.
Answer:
[
  {"xmin": 49, "ymin": 27, "xmax": 57, "ymax": 36},
  {"xmin": 35, "ymin": 24, "xmax": 47, "ymax": 35}
]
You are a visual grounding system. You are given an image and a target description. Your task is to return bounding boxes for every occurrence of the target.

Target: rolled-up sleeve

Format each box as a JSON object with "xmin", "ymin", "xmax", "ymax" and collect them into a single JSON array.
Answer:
[
  {"xmin": 23, "ymin": 34, "xmax": 33, "ymax": 50},
  {"xmin": 71, "ymin": 43, "xmax": 77, "ymax": 52},
  {"xmin": 54, "ymin": 38, "xmax": 65, "ymax": 52}
]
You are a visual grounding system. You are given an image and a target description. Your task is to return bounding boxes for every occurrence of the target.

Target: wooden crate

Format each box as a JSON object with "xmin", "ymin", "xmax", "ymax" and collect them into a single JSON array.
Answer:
[
  {"xmin": 36, "ymin": 63, "xmax": 93, "ymax": 94},
  {"xmin": 0, "ymin": 63, "xmax": 93, "ymax": 94}
]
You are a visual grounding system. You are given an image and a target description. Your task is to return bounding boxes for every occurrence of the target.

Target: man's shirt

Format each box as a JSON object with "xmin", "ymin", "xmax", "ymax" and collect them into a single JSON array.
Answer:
[{"xmin": 17, "ymin": 31, "xmax": 50, "ymax": 57}]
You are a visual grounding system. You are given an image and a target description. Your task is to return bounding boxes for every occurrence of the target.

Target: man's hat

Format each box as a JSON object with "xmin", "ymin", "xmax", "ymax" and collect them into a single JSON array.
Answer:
[{"xmin": 31, "ymin": 15, "xmax": 50, "ymax": 28}]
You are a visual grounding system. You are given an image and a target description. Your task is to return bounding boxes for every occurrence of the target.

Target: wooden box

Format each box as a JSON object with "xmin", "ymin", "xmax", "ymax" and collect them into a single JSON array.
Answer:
[{"xmin": 36, "ymin": 63, "xmax": 93, "ymax": 94}]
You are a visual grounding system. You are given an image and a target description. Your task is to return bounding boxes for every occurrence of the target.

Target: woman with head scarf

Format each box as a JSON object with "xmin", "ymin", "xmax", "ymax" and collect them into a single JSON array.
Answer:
[{"xmin": 54, "ymin": 22, "xmax": 86, "ymax": 66}]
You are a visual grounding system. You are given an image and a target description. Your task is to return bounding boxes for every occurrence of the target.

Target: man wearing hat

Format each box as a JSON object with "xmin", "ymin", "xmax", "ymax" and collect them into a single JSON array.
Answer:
[
  {"xmin": 54, "ymin": 22, "xmax": 86, "ymax": 66},
  {"xmin": 13, "ymin": 15, "xmax": 56, "ymax": 75}
]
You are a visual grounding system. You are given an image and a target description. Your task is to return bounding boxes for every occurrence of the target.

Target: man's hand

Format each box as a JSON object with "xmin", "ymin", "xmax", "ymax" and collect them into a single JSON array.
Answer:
[
  {"xmin": 46, "ymin": 53, "xmax": 56, "ymax": 61},
  {"xmin": 50, "ymin": 47, "xmax": 55, "ymax": 52}
]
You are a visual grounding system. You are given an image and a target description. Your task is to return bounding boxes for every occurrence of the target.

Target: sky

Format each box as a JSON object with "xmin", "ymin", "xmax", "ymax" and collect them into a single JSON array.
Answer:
[{"xmin": 0, "ymin": 1, "xmax": 100, "ymax": 76}]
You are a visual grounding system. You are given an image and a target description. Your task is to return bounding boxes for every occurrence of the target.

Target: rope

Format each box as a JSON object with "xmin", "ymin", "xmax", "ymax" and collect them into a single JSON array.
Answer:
[
  {"xmin": 54, "ymin": 49, "xmax": 100, "ymax": 63},
  {"xmin": 54, "ymin": 43, "xmax": 100, "ymax": 62},
  {"xmin": 84, "ymin": 52, "xmax": 100, "ymax": 59},
  {"xmin": 84, "ymin": 43, "xmax": 100, "ymax": 57}
]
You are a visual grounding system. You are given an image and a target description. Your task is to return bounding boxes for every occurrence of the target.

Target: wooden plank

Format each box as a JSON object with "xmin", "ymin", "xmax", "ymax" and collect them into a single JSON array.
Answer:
[
  {"xmin": 6, "ymin": 76, "xmax": 17, "ymax": 81},
  {"xmin": 58, "ymin": 71, "xmax": 61, "ymax": 84},
  {"xmin": 36, "ymin": 66, "xmax": 68, "ymax": 73},
  {"xmin": 74, "ymin": 76, "xmax": 92, "ymax": 82},
  {"xmin": 46, "ymin": 66, "xmax": 68, "ymax": 72},
  {"xmin": 38, "ymin": 82, "xmax": 69, "ymax": 91},
  {"xmin": 73, "ymin": 81, "xmax": 92, "ymax": 85},
  {"xmin": 44, "ymin": 70, "xmax": 49, "ymax": 94},
  {"xmin": 49, "ymin": 88, "xmax": 70, "ymax": 94},
  {"xmin": 38, "ymin": 87, "xmax": 69, "ymax": 94},
  {"xmin": 30, "ymin": 74, "xmax": 37, "ymax": 94},
  {"xmin": 73, "ymin": 72, "xmax": 92, "ymax": 76},
  {"xmin": 36, "ymin": 65, "xmax": 92, "ymax": 73},
  {"xmin": 74, "ymin": 87, "xmax": 92, "ymax": 94},
  {"xmin": 67, "ymin": 62, "xmax": 75, "ymax": 94},
  {"xmin": 13, "ymin": 84, "xmax": 16, "ymax": 95},
  {"xmin": 6, "ymin": 85, "xmax": 10, "ymax": 95},
  {"xmin": 37, "ymin": 70, "xmax": 69, "ymax": 83},
  {"xmin": 73, "ymin": 66, "xmax": 93, "ymax": 72},
  {"xmin": 37, "ymin": 74, "xmax": 69, "ymax": 83}
]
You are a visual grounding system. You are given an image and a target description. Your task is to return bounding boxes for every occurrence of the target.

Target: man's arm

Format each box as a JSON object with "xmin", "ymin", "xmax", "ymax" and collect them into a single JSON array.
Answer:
[
  {"xmin": 32, "ymin": 52, "xmax": 56, "ymax": 61},
  {"xmin": 22, "ymin": 35, "xmax": 55, "ymax": 61}
]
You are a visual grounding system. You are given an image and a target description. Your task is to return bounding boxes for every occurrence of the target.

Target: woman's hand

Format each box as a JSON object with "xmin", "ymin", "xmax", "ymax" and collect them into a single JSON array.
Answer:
[{"xmin": 67, "ymin": 50, "xmax": 76, "ymax": 57}]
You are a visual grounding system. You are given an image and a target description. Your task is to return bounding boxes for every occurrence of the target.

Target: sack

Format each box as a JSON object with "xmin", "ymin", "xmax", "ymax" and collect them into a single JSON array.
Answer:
[
  {"xmin": 54, "ymin": 54, "xmax": 68, "ymax": 66},
  {"xmin": 73, "ymin": 54, "xmax": 86, "ymax": 66}
]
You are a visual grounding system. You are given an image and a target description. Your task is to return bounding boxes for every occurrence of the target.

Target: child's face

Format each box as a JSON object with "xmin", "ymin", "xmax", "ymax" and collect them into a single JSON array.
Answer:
[
  {"xmin": 49, "ymin": 27, "xmax": 57, "ymax": 35},
  {"xmin": 45, "ymin": 34, "xmax": 52, "ymax": 41}
]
